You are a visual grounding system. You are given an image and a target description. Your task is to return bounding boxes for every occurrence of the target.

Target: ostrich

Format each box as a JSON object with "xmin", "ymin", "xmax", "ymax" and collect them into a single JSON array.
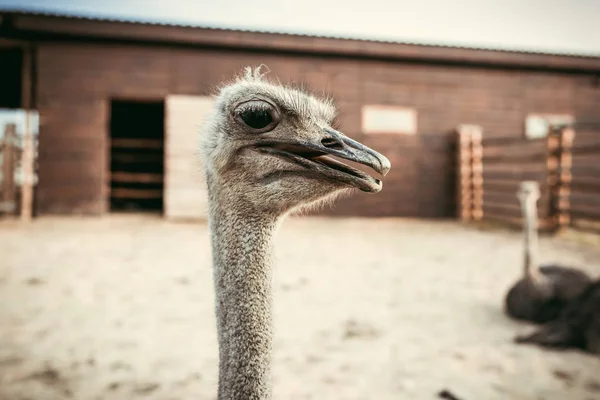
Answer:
[
  {"xmin": 199, "ymin": 66, "xmax": 391, "ymax": 399},
  {"xmin": 504, "ymin": 181, "xmax": 592, "ymax": 323},
  {"xmin": 515, "ymin": 279, "xmax": 600, "ymax": 354}
]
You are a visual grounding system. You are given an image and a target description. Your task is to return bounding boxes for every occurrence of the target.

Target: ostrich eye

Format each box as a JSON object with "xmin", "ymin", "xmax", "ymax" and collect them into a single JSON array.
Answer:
[
  {"xmin": 234, "ymin": 100, "xmax": 280, "ymax": 133},
  {"xmin": 241, "ymin": 109, "xmax": 273, "ymax": 129}
]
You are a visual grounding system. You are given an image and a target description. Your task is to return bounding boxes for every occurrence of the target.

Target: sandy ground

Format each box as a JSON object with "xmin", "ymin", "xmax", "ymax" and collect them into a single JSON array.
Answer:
[{"xmin": 1, "ymin": 215, "xmax": 600, "ymax": 400}]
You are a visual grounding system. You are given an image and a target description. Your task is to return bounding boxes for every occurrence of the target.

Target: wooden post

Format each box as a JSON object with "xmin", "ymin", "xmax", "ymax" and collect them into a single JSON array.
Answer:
[
  {"xmin": 456, "ymin": 126, "xmax": 473, "ymax": 221},
  {"xmin": 20, "ymin": 112, "xmax": 35, "ymax": 221},
  {"xmin": 1, "ymin": 124, "xmax": 17, "ymax": 215},
  {"xmin": 555, "ymin": 127, "xmax": 575, "ymax": 230},
  {"xmin": 470, "ymin": 127, "xmax": 484, "ymax": 221},
  {"xmin": 545, "ymin": 126, "xmax": 574, "ymax": 232},
  {"xmin": 20, "ymin": 44, "xmax": 35, "ymax": 221},
  {"xmin": 545, "ymin": 129, "xmax": 559, "ymax": 232},
  {"xmin": 456, "ymin": 124, "xmax": 484, "ymax": 222}
]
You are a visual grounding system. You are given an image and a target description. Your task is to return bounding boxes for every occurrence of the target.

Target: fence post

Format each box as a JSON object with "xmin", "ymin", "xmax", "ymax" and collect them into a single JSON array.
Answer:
[
  {"xmin": 20, "ymin": 45, "xmax": 35, "ymax": 222},
  {"xmin": 546, "ymin": 126, "xmax": 574, "ymax": 232},
  {"xmin": 545, "ymin": 129, "xmax": 560, "ymax": 232},
  {"xmin": 20, "ymin": 111, "xmax": 35, "ymax": 221},
  {"xmin": 555, "ymin": 127, "xmax": 575, "ymax": 231},
  {"xmin": 1, "ymin": 124, "xmax": 17, "ymax": 215},
  {"xmin": 471, "ymin": 127, "xmax": 484, "ymax": 221},
  {"xmin": 456, "ymin": 124, "xmax": 484, "ymax": 222},
  {"xmin": 456, "ymin": 126, "xmax": 473, "ymax": 221}
]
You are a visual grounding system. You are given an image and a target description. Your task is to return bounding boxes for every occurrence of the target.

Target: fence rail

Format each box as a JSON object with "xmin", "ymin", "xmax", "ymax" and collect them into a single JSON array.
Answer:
[
  {"xmin": 456, "ymin": 124, "xmax": 595, "ymax": 232},
  {"xmin": 568, "ymin": 126, "xmax": 600, "ymax": 231}
]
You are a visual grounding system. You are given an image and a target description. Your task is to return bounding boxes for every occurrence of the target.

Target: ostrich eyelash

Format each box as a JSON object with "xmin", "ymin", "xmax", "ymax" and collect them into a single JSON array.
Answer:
[{"xmin": 236, "ymin": 103, "xmax": 270, "ymax": 114}]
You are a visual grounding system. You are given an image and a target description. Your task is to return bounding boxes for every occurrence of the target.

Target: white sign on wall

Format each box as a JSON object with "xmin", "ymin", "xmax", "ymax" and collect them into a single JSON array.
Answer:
[
  {"xmin": 362, "ymin": 105, "xmax": 417, "ymax": 135},
  {"xmin": 525, "ymin": 114, "xmax": 574, "ymax": 140}
]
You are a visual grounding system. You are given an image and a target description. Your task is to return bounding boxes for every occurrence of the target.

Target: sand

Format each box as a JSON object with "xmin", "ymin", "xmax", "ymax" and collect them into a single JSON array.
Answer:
[{"xmin": 1, "ymin": 215, "xmax": 599, "ymax": 400}]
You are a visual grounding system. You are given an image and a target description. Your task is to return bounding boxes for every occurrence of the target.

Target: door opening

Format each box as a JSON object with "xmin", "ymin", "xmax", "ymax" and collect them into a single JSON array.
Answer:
[
  {"xmin": 0, "ymin": 46, "xmax": 23, "ymax": 109},
  {"xmin": 109, "ymin": 100, "xmax": 164, "ymax": 213}
]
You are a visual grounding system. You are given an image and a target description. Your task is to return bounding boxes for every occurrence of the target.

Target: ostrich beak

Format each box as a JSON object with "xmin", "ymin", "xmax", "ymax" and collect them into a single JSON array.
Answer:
[
  {"xmin": 256, "ymin": 128, "xmax": 391, "ymax": 193},
  {"xmin": 320, "ymin": 128, "xmax": 391, "ymax": 177}
]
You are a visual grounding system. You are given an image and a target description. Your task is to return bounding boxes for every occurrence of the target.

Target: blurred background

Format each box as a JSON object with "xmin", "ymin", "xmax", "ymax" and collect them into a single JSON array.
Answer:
[{"xmin": 0, "ymin": 1, "xmax": 599, "ymax": 399}]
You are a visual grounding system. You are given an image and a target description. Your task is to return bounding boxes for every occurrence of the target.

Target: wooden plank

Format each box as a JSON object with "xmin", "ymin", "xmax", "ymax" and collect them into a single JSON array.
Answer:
[
  {"xmin": 569, "ymin": 189, "xmax": 600, "ymax": 208},
  {"xmin": 571, "ymin": 175, "xmax": 600, "ymax": 191},
  {"xmin": 111, "ymin": 171, "xmax": 163, "ymax": 184},
  {"xmin": 482, "ymin": 169, "xmax": 547, "ymax": 182},
  {"xmin": 110, "ymin": 187, "xmax": 162, "ymax": 199},
  {"xmin": 571, "ymin": 205, "xmax": 600, "ymax": 220},
  {"xmin": 111, "ymin": 153, "xmax": 163, "ymax": 163},
  {"xmin": 481, "ymin": 134, "xmax": 525, "ymax": 145},
  {"xmin": 20, "ymin": 46, "xmax": 34, "ymax": 221},
  {"xmin": 111, "ymin": 138, "xmax": 163, "ymax": 149},
  {"xmin": 572, "ymin": 152, "xmax": 600, "ymax": 168},
  {"xmin": 482, "ymin": 140, "xmax": 547, "ymax": 161},
  {"xmin": 571, "ymin": 130, "xmax": 600, "ymax": 153},
  {"xmin": 483, "ymin": 161, "xmax": 547, "ymax": 174},
  {"xmin": 571, "ymin": 165, "xmax": 600, "ymax": 178},
  {"xmin": 483, "ymin": 178, "xmax": 544, "ymax": 191}
]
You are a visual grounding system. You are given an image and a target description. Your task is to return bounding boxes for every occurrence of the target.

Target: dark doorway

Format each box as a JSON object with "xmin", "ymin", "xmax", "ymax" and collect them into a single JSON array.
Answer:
[
  {"xmin": 0, "ymin": 47, "xmax": 23, "ymax": 109},
  {"xmin": 109, "ymin": 100, "xmax": 164, "ymax": 213}
]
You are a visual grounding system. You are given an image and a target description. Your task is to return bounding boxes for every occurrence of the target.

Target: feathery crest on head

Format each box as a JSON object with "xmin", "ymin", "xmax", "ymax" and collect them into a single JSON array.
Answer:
[{"xmin": 242, "ymin": 64, "xmax": 271, "ymax": 82}]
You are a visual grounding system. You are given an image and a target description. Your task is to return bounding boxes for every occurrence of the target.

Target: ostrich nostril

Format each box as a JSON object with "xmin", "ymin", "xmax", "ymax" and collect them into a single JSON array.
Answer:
[{"xmin": 321, "ymin": 138, "xmax": 343, "ymax": 150}]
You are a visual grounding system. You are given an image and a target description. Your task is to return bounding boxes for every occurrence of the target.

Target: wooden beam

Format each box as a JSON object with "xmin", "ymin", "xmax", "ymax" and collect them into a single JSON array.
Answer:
[
  {"xmin": 20, "ymin": 44, "xmax": 35, "ymax": 222},
  {"xmin": 482, "ymin": 140, "xmax": 547, "ymax": 162},
  {"xmin": 111, "ymin": 138, "xmax": 164, "ymax": 149},
  {"xmin": 111, "ymin": 172, "xmax": 163, "ymax": 184},
  {"xmin": 111, "ymin": 153, "xmax": 163, "ymax": 163},
  {"xmin": 554, "ymin": 128, "xmax": 575, "ymax": 231},
  {"xmin": 456, "ymin": 126, "xmax": 472, "ymax": 221},
  {"xmin": 110, "ymin": 188, "xmax": 162, "ymax": 199}
]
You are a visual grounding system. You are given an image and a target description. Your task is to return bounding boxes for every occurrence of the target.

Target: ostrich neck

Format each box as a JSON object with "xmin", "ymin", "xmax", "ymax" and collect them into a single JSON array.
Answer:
[
  {"xmin": 521, "ymin": 199, "xmax": 542, "ymax": 282},
  {"xmin": 208, "ymin": 198, "xmax": 278, "ymax": 400}
]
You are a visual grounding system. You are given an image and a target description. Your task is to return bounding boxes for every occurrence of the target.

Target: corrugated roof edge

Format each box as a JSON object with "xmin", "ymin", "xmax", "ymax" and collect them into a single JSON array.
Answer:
[{"xmin": 1, "ymin": 6, "xmax": 599, "ymax": 59}]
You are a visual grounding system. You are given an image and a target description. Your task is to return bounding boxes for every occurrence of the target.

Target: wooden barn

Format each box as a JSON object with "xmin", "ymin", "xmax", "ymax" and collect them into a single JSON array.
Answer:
[{"xmin": 0, "ymin": 10, "xmax": 599, "ymax": 220}]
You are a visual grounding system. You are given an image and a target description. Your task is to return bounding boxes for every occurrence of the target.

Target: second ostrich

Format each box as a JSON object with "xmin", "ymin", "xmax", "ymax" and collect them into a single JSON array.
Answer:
[
  {"xmin": 515, "ymin": 279, "xmax": 600, "ymax": 354},
  {"xmin": 504, "ymin": 181, "xmax": 592, "ymax": 323},
  {"xmin": 200, "ymin": 66, "xmax": 390, "ymax": 399}
]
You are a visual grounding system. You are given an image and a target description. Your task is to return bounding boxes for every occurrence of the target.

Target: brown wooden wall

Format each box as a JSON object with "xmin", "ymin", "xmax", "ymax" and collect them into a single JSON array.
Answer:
[
  {"xmin": 570, "ymin": 125, "xmax": 600, "ymax": 230},
  {"xmin": 34, "ymin": 42, "xmax": 600, "ymax": 217}
]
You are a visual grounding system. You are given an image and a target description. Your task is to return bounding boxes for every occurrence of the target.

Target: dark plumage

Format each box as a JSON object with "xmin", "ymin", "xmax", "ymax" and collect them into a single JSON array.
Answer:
[
  {"xmin": 503, "ymin": 181, "xmax": 592, "ymax": 324},
  {"xmin": 515, "ymin": 279, "xmax": 600, "ymax": 355},
  {"xmin": 505, "ymin": 264, "xmax": 592, "ymax": 323}
]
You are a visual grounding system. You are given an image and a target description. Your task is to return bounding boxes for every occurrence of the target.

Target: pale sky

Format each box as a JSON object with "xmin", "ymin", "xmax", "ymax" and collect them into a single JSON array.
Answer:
[{"xmin": 1, "ymin": 0, "xmax": 599, "ymax": 56}]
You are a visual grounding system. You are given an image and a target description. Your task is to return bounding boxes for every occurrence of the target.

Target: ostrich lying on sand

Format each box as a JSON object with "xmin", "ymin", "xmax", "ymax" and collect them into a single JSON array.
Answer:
[
  {"xmin": 200, "ymin": 66, "xmax": 391, "ymax": 399},
  {"xmin": 515, "ymin": 279, "xmax": 600, "ymax": 355},
  {"xmin": 504, "ymin": 181, "xmax": 591, "ymax": 323}
]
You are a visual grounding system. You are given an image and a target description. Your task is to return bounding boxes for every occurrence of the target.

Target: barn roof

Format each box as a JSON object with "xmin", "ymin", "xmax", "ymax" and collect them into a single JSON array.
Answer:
[{"xmin": 1, "ymin": 8, "xmax": 600, "ymax": 73}]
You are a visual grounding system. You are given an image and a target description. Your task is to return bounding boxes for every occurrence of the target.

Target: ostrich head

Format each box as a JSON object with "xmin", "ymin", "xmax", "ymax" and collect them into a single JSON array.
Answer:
[
  {"xmin": 200, "ymin": 66, "xmax": 391, "ymax": 216},
  {"xmin": 517, "ymin": 181, "xmax": 541, "ymax": 206}
]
